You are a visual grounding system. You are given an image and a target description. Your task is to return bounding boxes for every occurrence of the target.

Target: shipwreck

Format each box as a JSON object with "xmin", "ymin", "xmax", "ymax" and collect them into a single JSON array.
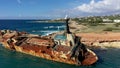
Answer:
[{"xmin": 0, "ymin": 18, "xmax": 98, "ymax": 65}]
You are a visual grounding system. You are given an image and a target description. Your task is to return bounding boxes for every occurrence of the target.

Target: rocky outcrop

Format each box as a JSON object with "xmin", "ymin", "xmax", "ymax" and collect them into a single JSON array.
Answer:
[
  {"xmin": 76, "ymin": 32, "xmax": 120, "ymax": 48},
  {"xmin": 93, "ymin": 42, "xmax": 120, "ymax": 48}
]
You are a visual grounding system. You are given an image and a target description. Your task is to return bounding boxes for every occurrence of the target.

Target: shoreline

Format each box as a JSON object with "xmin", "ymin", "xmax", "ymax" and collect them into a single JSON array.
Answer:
[{"xmin": 77, "ymin": 32, "xmax": 120, "ymax": 48}]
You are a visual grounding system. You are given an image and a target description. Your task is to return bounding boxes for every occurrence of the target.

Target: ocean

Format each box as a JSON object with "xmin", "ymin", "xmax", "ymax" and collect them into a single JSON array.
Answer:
[{"xmin": 0, "ymin": 20, "xmax": 120, "ymax": 68}]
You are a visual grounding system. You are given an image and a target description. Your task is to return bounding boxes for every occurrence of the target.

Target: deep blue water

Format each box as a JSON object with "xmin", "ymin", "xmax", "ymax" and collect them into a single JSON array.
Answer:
[
  {"xmin": 0, "ymin": 20, "xmax": 120, "ymax": 68},
  {"xmin": 0, "ymin": 20, "xmax": 65, "ymax": 35}
]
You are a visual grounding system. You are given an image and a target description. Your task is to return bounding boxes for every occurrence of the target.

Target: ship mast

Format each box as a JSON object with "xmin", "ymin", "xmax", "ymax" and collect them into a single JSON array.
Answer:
[{"xmin": 65, "ymin": 18, "xmax": 71, "ymax": 34}]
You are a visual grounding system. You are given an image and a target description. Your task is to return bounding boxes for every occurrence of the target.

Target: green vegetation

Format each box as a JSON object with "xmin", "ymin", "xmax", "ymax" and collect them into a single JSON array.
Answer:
[
  {"xmin": 72, "ymin": 14, "xmax": 120, "ymax": 23},
  {"xmin": 114, "ymin": 23, "xmax": 120, "ymax": 27},
  {"xmin": 103, "ymin": 27, "xmax": 120, "ymax": 31},
  {"xmin": 71, "ymin": 14, "xmax": 120, "ymax": 33},
  {"xmin": 77, "ymin": 23, "xmax": 120, "ymax": 33}
]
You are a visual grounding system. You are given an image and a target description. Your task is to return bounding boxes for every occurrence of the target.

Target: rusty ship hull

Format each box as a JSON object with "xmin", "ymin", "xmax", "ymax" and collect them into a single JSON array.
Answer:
[{"xmin": 0, "ymin": 30, "xmax": 98, "ymax": 66}]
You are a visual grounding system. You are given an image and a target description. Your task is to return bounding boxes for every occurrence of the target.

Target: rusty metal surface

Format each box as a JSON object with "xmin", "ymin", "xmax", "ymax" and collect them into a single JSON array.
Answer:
[{"xmin": 0, "ymin": 30, "xmax": 98, "ymax": 66}]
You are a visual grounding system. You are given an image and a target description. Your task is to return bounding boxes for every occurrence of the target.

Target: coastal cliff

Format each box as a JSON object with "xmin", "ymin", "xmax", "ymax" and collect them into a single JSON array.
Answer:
[{"xmin": 76, "ymin": 32, "xmax": 120, "ymax": 48}]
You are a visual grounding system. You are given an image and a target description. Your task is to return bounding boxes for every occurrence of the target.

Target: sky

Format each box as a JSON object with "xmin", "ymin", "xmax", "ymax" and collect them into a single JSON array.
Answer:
[{"xmin": 0, "ymin": 0, "xmax": 120, "ymax": 19}]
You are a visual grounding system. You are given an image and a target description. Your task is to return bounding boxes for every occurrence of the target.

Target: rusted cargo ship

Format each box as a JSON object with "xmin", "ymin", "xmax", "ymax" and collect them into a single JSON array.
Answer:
[{"xmin": 0, "ymin": 18, "xmax": 98, "ymax": 66}]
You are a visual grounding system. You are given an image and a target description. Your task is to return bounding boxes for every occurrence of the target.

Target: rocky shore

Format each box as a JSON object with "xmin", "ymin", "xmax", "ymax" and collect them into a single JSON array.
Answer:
[{"xmin": 76, "ymin": 32, "xmax": 120, "ymax": 48}]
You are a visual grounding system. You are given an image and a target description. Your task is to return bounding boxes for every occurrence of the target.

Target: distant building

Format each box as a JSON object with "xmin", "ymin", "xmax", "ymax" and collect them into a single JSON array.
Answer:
[
  {"xmin": 102, "ymin": 19, "xmax": 112, "ymax": 23},
  {"xmin": 114, "ymin": 19, "xmax": 120, "ymax": 23}
]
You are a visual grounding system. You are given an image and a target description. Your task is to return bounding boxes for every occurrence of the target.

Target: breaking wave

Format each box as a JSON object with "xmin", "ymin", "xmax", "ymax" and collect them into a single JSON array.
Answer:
[
  {"xmin": 32, "ymin": 30, "xmax": 59, "ymax": 36},
  {"xmin": 31, "ymin": 25, "xmax": 65, "ymax": 36},
  {"xmin": 43, "ymin": 25, "xmax": 65, "ymax": 29}
]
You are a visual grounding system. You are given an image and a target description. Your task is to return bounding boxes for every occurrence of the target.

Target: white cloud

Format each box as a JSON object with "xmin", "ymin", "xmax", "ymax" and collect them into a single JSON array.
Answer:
[
  {"xmin": 73, "ymin": 0, "xmax": 120, "ymax": 16},
  {"xmin": 17, "ymin": 0, "xmax": 22, "ymax": 4}
]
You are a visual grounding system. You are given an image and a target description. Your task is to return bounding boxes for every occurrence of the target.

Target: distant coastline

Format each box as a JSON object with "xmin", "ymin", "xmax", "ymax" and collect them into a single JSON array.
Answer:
[{"xmin": 32, "ymin": 20, "xmax": 65, "ymax": 23}]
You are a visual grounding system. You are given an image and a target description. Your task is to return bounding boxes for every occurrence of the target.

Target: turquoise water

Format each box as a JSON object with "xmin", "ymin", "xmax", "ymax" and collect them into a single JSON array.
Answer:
[
  {"xmin": 54, "ymin": 34, "xmax": 66, "ymax": 40},
  {"xmin": 1, "ymin": 44, "xmax": 120, "ymax": 68},
  {"xmin": 0, "ymin": 20, "xmax": 120, "ymax": 68}
]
